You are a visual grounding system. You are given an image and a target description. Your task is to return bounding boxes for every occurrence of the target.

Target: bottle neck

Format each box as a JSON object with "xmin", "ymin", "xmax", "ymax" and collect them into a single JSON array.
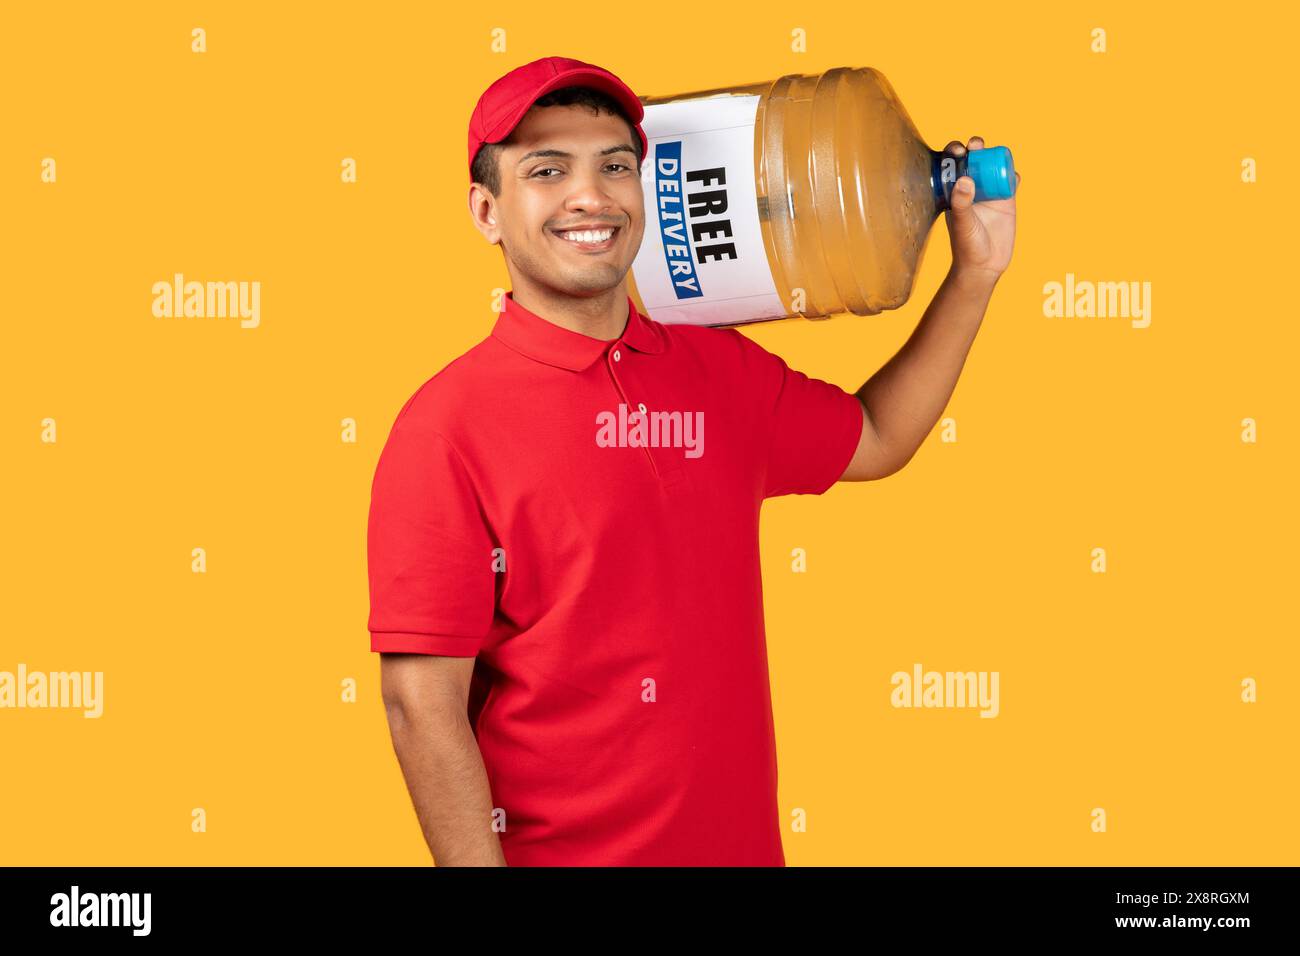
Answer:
[
  {"xmin": 931, "ymin": 145, "xmax": 1018, "ymax": 208},
  {"xmin": 929, "ymin": 149, "xmax": 966, "ymax": 212}
]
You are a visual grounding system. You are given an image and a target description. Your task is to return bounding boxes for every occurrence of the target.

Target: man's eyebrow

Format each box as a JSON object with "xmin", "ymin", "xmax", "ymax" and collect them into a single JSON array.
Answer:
[{"xmin": 515, "ymin": 144, "xmax": 638, "ymax": 166}]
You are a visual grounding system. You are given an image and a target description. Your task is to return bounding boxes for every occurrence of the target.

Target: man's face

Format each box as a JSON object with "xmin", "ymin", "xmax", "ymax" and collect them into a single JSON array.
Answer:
[{"xmin": 485, "ymin": 104, "xmax": 645, "ymax": 297}]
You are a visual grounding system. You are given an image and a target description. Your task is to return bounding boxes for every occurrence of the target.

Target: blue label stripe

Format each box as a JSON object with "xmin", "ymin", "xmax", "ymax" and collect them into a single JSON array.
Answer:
[{"xmin": 653, "ymin": 141, "xmax": 702, "ymax": 300}]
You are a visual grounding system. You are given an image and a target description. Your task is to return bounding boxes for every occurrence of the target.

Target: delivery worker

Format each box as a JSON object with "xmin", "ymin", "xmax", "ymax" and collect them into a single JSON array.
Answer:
[{"xmin": 368, "ymin": 56, "xmax": 1018, "ymax": 866}]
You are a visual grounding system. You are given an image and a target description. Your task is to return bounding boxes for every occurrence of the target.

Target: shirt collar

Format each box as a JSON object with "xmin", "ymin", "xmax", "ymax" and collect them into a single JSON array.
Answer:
[{"xmin": 492, "ymin": 290, "xmax": 665, "ymax": 371}]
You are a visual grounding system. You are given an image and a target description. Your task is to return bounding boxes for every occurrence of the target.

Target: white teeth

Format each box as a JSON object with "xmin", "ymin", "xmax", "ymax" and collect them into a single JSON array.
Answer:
[{"xmin": 558, "ymin": 228, "xmax": 615, "ymax": 243}]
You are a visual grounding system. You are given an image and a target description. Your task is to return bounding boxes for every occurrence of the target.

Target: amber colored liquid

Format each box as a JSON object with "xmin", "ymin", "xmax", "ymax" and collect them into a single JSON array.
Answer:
[{"xmin": 633, "ymin": 68, "xmax": 939, "ymax": 325}]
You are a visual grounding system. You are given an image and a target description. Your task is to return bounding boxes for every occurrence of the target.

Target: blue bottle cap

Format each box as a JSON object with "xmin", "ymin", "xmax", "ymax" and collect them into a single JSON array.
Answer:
[{"xmin": 966, "ymin": 145, "xmax": 1017, "ymax": 201}]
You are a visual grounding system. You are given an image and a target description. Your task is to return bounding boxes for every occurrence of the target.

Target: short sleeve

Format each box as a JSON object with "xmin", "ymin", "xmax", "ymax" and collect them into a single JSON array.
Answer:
[
  {"xmin": 731, "ymin": 331, "xmax": 865, "ymax": 499},
  {"xmin": 367, "ymin": 411, "xmax": 497, "ymax": 656}
]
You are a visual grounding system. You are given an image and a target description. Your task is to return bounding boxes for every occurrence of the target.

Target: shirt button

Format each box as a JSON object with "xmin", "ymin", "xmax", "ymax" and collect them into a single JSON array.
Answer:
[
  {"xmin": 613, "ymin": 349, "xmax": 621, "ymax": 362},
  {"xmin": 637, "ymin": 402, "xmax": 647, "ymax": 414}
]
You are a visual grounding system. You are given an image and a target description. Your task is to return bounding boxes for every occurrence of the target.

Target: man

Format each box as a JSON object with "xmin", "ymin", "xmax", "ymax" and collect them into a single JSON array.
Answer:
[{"xmin": 368, "ymin": 56, "xmax": 1019, "ymax": 866}]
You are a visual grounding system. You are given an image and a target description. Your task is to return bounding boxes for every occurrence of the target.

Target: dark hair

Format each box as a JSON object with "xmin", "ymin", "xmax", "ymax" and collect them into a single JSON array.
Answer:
[{"xmin": 470, "ymin": 85, "xmax": 643, "ymax": 196}]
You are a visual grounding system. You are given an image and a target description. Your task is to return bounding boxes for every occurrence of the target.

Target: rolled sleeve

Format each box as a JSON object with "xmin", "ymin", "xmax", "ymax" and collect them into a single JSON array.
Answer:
[
  {"xmin": 367, "ymin": 413, "xmax": 496, "ymax": 657},
  {"xmin": 731, "ymin": 331, "xmax": 865, "ymax": 499}
]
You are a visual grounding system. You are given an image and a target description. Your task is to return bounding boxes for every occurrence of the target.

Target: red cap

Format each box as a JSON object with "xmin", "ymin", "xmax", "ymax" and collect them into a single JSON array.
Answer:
[{"xmin": 468, "ymin": 56, "xmax": 648, "ymax": 183}]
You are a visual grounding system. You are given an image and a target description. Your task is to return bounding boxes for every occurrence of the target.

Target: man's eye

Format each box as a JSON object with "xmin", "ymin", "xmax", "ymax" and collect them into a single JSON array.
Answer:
[{"xmin": 532, "ymin": 164, "xmax": 631, "ymax": 179}]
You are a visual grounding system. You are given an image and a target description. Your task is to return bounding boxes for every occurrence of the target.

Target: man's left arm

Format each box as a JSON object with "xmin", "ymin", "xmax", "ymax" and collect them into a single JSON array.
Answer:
[{"xmin": 840, "ymin": 135, "xmax": 1020, "ymax": 482}]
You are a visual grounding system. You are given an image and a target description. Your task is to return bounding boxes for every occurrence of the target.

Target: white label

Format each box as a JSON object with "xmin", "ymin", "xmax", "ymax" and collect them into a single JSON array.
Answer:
[{"xmin": 631, "ymin": 94, "xmax": 786, "ymax": 328}]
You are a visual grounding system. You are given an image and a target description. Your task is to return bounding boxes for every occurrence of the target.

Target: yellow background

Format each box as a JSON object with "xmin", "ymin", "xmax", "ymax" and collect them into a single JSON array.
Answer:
[{"xmin": 2, "ymin": 2, "xmax": 1294, "ymax": 865}]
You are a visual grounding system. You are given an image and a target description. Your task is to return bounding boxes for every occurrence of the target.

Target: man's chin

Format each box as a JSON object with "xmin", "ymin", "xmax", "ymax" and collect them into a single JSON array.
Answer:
[{"xmin": 551, "ymin": 265, "xmax": 630, "ymax": 297}]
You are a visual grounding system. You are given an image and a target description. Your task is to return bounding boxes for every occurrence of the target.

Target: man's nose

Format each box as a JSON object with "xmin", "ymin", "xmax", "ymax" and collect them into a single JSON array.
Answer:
[{"xmin": 564, "ymin": 170, "xmax": 617, "ymax": 209}]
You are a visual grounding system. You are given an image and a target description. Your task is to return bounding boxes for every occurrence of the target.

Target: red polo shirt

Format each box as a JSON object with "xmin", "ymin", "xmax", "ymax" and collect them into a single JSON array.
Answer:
[{"xmin": 367, "ymin": 290, "xmax": 864, "ymax": 866}]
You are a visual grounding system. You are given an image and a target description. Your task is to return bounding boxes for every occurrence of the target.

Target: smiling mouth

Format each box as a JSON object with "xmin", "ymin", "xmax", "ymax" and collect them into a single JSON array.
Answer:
[{"xmin": 551, "ymin": 226, "xmax": 621, "ymax": 253}]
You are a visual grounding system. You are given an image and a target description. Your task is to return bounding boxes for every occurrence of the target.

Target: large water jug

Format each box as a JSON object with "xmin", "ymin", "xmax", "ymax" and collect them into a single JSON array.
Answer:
[{"xmin": 628, "ymin": 66, "xmax": 1016, "ymax": 327}]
